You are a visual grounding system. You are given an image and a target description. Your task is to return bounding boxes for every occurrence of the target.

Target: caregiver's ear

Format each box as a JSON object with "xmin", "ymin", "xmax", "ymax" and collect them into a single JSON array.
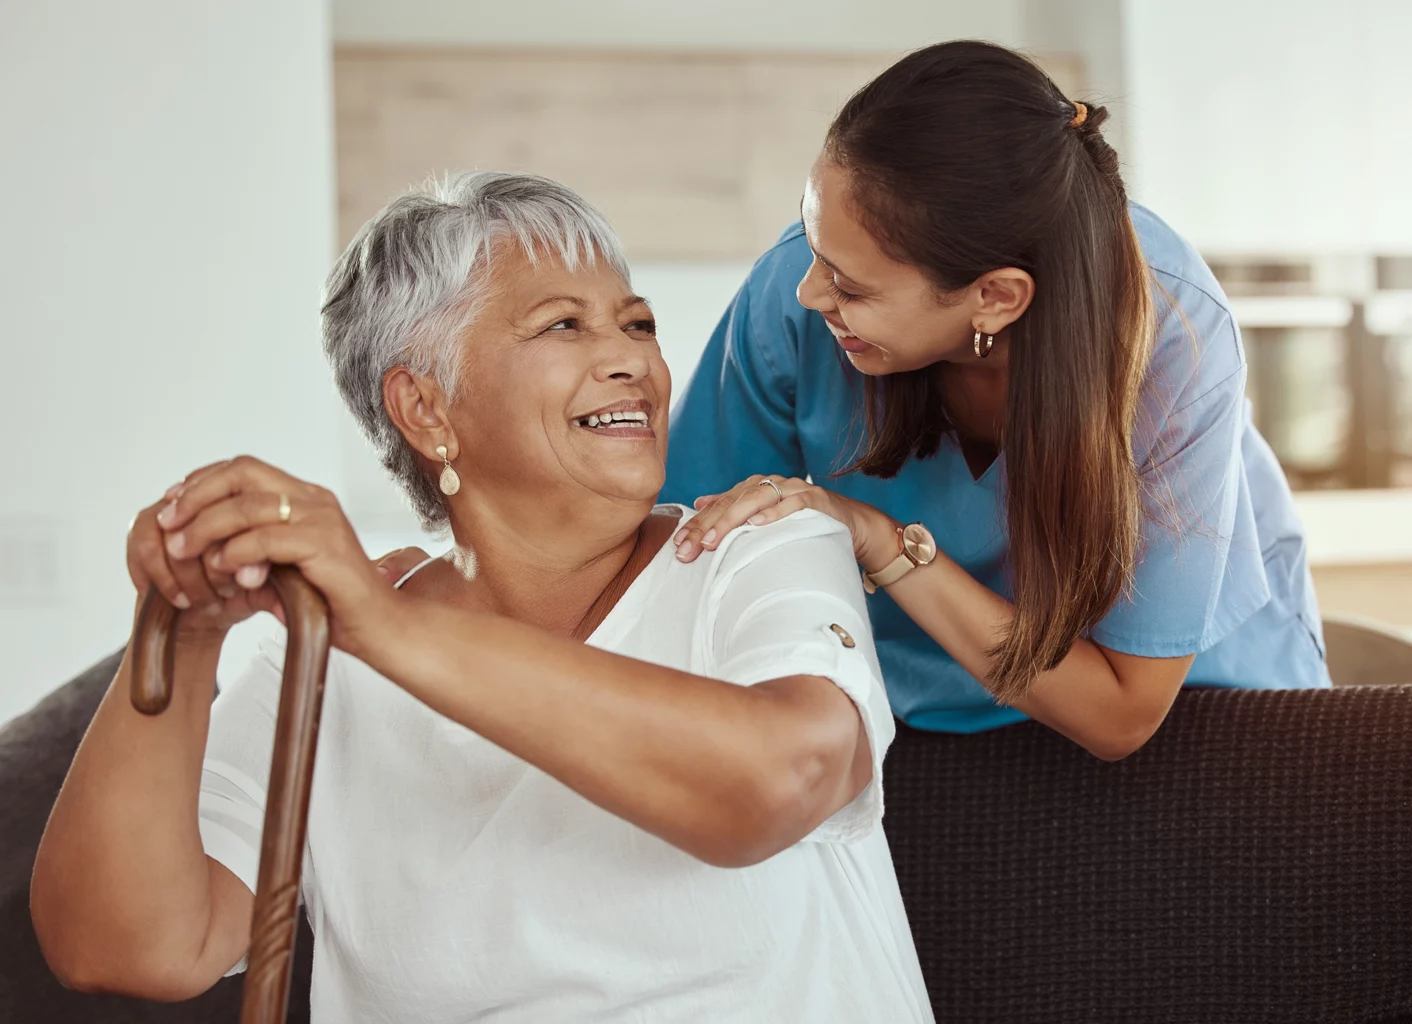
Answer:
[
  {"xmin": 383, "ymin": 366, "xmax": 457, "ymax": 459},
  {"xmin": 971, "ymin": 267, "xmax": 1035, "ymax": 333}
]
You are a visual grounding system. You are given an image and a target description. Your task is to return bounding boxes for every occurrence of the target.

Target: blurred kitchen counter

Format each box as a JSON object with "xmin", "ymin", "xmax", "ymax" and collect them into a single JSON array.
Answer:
[{"xmin": 1297, "ymin": 489, "xmax": 1412, "ymax": 627}]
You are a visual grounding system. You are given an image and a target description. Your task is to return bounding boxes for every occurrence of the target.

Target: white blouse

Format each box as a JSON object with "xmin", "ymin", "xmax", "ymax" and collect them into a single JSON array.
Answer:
[{"xmin": 197, "ymin": 507, "xmax": 933, "ymax": 1023}]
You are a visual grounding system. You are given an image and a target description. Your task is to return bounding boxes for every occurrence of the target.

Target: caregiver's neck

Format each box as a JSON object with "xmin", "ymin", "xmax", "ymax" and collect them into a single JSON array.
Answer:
[
  {"xmin": 939, "ymin": 331, "xmax": 1010, "ymax": 447},
  {"xmin": 443, "ymin": 492, "xmax": 657, "ymax": 637}
]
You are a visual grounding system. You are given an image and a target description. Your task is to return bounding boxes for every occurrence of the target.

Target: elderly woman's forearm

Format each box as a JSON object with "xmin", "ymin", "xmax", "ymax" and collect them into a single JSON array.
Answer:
[
  {"xmin": 364, "ymin": 602, "xmax": 866, "ymax": 866},
  {"xmin": 31, "ymin": 634, "xmax": 239, "ymax": 997}
]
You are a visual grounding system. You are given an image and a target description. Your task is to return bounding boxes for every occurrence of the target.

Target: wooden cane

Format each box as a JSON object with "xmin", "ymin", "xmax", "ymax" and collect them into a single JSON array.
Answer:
[{"xmin": 131, "ymin": 565, "xmax": 331, "ymax": 1024}]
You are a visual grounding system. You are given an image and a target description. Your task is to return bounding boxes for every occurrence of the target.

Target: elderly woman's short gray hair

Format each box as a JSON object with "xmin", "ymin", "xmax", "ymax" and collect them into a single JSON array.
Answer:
[{"xmin": 322, "ymin": 170, "xmax": 631, "ymax": 530}]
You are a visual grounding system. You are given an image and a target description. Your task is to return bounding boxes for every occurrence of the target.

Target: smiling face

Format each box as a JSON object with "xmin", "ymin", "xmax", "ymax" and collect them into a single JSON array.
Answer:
[
  {"xmin": 796, "ymin": 157, "xmax": 979, "ymax": 375},
  {"xmin": 443, "ymin": 242, "xmax": 670, "ymax": 514}
]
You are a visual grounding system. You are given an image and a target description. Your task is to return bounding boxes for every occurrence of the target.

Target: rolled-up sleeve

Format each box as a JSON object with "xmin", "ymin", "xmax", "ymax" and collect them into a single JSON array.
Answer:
[{"xmin": 702, "ymin": 511, "xmax": 895, "ymax": 844}]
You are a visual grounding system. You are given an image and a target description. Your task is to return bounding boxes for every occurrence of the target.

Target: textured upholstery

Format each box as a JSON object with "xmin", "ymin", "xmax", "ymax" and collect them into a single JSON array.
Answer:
[{"xmin": 883, "ymin": 685, "xmax": 1412, "ymax": 1023}]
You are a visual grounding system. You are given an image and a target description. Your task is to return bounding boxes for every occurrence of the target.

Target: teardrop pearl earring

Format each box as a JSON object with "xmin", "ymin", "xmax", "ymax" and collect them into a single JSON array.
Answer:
[{"xmin": 436, "ymin": 444, "xmax": 461, "ymax": 496}]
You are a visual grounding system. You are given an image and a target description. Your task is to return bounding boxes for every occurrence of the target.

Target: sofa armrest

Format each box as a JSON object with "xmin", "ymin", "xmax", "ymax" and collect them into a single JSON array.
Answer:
[{"xmin": 0, "ymin": 650, "xmax": 311, "ymax": 1023}]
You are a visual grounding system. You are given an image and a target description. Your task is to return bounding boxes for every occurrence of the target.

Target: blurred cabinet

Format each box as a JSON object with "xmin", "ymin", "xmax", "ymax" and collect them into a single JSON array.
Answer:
[{"xmin": 1215, "ymin": 258, "xmax": 1412, "ymax": 491}]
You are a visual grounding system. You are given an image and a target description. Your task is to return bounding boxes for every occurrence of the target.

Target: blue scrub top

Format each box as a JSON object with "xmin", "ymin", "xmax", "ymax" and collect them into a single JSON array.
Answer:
[{"xmin": 663, "ymin": 204, "xmax": 1331, "ymax": 733}]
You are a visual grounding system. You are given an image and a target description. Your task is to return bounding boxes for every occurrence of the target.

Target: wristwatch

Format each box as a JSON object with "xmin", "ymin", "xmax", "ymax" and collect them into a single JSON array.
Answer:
[{"xmin": 863, "ymin": 522, "xmax": 938, "ymax": 594}]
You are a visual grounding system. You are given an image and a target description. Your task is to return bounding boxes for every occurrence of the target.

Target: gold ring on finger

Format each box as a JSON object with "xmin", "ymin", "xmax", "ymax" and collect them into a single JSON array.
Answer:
[
  {"xmin": 277, "ymin": 493, "xmax": 292, "ymax": 523},
  {"xmin": 759, "ymin": 478, "xmax": 785, "ymax": 503}
]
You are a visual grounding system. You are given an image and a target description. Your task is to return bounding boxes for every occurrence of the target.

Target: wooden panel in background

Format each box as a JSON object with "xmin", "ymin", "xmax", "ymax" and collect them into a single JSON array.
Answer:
[{"xmin": 334, "ymin": 46, "xmax": 1083, "ymax": 261}]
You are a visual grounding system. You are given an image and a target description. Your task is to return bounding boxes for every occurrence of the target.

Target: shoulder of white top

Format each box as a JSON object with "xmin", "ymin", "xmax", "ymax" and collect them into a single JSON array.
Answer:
[
  {"xmin": 393, "ymin": 554, "xmax": 441, "ymax": 590},
  {"xmin": 709, "ymin": 508, "xmax": 851, "ymax": 567},
  {"xmin": 653, "ymin": 501, "xmax": 696, "ymax": 524}
]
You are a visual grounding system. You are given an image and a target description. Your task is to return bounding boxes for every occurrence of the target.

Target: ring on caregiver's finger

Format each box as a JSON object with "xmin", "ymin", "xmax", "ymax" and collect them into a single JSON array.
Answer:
[
  {"xmin": 277, "ymin": 493, "xmax": 292, "ymax": 523},
  {"xmin": 759, "ymin": 478, "xmax": 785, "ymax": 503}
]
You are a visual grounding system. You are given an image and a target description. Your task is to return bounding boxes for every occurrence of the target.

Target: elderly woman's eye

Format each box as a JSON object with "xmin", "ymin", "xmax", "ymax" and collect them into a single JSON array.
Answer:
[
  {"xmin": 627, "ymin": 320, "xmax": 657, "ymax": 336},
  {"xmin": 545, "ymin": 318, "xmax": 578, "ymax": 332}
]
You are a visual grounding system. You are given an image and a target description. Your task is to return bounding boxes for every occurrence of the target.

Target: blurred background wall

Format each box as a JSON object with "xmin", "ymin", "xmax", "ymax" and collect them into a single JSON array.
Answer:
[
  {"xmin": 0, "ymin": 0, "xmax": 338, "ymax": 722},
  {"xmin": 2, "ymin": 0, "xmax": 1409, "ymax": 723}
]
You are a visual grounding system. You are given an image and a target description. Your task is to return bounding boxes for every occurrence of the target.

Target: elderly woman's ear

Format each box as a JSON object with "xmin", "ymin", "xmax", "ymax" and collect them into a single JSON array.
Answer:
[
  {"xmin": 382, "ymin": 366, "xmax": 458, "ymax": 463},
  {"xmin": 373, "ymin": 368, "xmax": 444, "ymax": 583}
]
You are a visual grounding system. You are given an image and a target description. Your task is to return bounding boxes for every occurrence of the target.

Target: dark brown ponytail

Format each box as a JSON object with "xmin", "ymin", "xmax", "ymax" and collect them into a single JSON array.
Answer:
[{"xmin": 826, "ymin": 41, "xmax": 1155, "ymax": 702}]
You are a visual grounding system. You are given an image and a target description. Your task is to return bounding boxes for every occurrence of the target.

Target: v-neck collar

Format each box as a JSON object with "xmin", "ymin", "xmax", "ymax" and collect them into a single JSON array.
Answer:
[
  {"xmin": 947, "ymin": 436, "xmax": 1004, "ymax": 487},
  {"xmin": 584, "ymin": 505, "xmax": 686, "ymax": 649},
  {"xmin": 392, "ymin": 507, "xmax": 686, "ymax": 647}
]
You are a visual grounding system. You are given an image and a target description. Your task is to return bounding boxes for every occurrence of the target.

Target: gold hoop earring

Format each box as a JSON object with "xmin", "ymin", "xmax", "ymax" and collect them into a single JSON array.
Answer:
[
  {"xmin": 973, "ymin": 329, "xmax": 995, "ymax": 359},
  {"xmin": 435, "ymin": 444, "xmax": 461, "ymax": 496}
]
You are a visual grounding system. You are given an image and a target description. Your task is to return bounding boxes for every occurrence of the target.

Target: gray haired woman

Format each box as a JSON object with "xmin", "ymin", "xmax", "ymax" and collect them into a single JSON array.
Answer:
[{"xmin": 32, "ymin": 172, "xmax": 933, "ymax": 1023}]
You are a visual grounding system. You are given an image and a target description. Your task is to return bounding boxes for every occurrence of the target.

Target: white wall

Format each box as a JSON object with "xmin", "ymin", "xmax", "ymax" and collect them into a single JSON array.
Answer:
[
  {"xmin": 334, "ymin": 0, "xmax": 1024, "ymax": 51},
  {"xmin": 1023, "ymin": 0, "xmax": 1128, "ymax": 155},
  {"xmin": 0, "ymin": 0, "xmax": 337, "ymax": 724},
  {"xmin": 1124, "ymin": 0, "xmax": 1412, "ymax": 253}
]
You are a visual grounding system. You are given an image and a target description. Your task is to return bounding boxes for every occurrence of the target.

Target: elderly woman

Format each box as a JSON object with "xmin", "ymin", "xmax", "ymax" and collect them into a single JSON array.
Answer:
[{"xmin": 31, "ymin": 172, "xmax": 932, "ymax": 1022}]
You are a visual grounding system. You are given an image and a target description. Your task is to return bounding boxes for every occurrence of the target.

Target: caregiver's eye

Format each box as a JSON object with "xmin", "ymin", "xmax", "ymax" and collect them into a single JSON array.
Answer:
[
  {"xmin": 827, "ymin": 279, "xmax": 860, "ymax": 303},
  {"xmin": 625, "ymin": 319, "xmax": 657, "ymax": 337}
]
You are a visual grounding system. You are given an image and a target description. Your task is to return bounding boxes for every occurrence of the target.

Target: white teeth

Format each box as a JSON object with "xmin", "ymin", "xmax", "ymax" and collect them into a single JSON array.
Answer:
[{"xmin": 577, "ymin": 409, "xmax": 649, "ymax": 428}]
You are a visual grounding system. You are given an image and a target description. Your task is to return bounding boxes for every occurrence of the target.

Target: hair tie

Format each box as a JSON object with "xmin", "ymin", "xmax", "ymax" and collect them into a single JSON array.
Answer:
[{"xmin": 1068, "ymin": 102, "xmax": 1088, "ymax": 129}]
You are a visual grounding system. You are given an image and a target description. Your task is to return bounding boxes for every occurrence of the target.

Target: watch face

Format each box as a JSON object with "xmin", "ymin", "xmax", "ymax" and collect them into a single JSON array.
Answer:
[{"xmin": 901, "ymin": 522, "xmax": 937, "ymax": 565}]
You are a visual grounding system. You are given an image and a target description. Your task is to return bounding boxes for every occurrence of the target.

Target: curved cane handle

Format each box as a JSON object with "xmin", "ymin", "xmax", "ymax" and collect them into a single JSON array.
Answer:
[
  {"xmin": 131, "ymin": 565, "xmax": 331, "ymax": 1024},
  {"xmin": 130, "ymin": 586, "xmax": 180, "ymax": 715}
]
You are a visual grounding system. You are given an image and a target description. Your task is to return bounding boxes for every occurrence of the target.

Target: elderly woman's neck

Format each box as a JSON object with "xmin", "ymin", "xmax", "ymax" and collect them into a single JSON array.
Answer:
[{"xmin": 443, "ymin": 499, "xmax": 662, "ymax": 637}]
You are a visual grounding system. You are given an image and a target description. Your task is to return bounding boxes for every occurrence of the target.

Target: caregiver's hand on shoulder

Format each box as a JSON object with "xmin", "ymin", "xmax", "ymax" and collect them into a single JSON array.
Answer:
[
  {"xmin": 152, "ymin": 455, "xmax": 396, "ymax": 658},
  {"xmin": 674, "ymin": 474, "xmax": 895, "ymax": 569}
]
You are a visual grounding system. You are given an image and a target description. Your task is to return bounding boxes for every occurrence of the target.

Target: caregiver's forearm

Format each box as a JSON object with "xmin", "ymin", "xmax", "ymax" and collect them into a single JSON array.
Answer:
[
  {"xmin": 883, "ymin": 553, "xmax": 1186, "ymax": 760},
  {"xmin": 362, "ymin": 602, "xmax": 868, "ymax": 867},
  {"xmin": 31, "ymin": 622, "xmax": 248, "ymax": 999}
]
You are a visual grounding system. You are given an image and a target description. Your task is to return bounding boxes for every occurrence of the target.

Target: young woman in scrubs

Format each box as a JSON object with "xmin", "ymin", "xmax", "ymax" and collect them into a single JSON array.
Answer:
[{"xmin": 666, "ymin": 40, "xmax": 1330, "ymax": 760}]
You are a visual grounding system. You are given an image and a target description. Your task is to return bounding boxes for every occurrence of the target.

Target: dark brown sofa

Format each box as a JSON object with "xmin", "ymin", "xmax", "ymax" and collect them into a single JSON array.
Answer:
[{"xmin": 3, "ymin": 651, "xmax": 1409, "ymax": 1023}]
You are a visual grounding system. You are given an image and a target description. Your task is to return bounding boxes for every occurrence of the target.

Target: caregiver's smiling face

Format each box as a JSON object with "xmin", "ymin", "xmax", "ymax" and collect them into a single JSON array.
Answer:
[
  {"xmin": 795, "ymin": 156, "xmax": 975, "ymax": 375},
  {"xmin": 448, "ymin": 241, "xmax": 670, "ymax": 508}
]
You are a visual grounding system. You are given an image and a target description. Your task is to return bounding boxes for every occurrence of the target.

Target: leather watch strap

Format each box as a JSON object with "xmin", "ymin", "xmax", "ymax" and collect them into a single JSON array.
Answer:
[{"xmin": 863, "ymin": 552, "xmax": 917, "ymax": 594}]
